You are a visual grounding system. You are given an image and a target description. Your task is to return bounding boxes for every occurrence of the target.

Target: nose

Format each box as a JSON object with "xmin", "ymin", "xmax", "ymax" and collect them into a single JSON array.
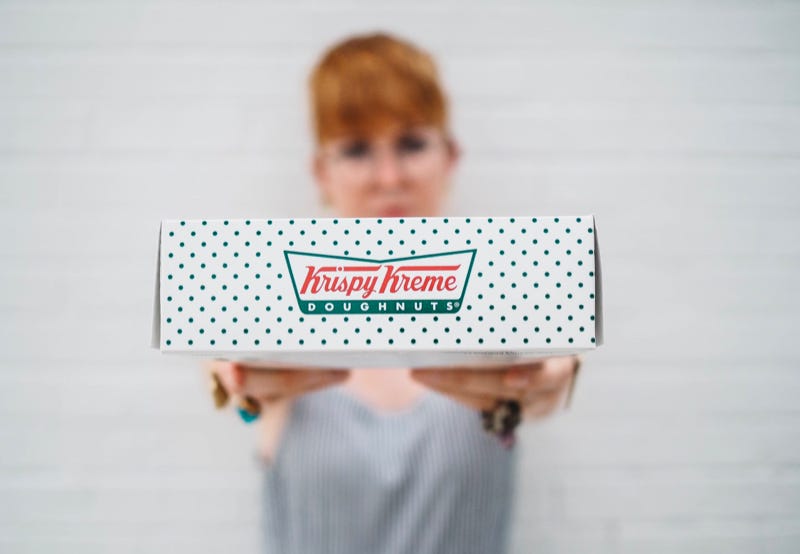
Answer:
[{"xmin": 371, "ymin": 147, "xmax": 404, "ymax": 190}]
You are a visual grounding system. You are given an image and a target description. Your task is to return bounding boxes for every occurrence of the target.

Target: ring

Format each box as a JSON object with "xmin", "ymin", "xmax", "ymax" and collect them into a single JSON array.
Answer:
[
  {"xmin": 236, "ymin": 395, "xmax": 262, "ymax": 424},
  {"xmin": 209, "ymin": 371, "xmax": 230, "ymax": 409},
  {"xmin": 209, "ymin": 370, "xmax": 262, "ymax": 423},
  {"xmin": 480, "ymin": 398, "xmax": 522, "ymax": 449}
]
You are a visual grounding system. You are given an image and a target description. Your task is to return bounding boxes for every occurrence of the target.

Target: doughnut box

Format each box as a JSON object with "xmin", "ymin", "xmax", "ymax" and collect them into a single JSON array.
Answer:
[{"xmin": 150, "ymin": 216, "xmax": 603, "ymax": 368}]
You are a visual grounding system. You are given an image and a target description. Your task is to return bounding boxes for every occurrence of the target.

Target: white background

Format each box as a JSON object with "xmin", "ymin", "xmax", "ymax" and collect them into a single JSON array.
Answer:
[{"xmin": 1, "ymin": 1, "xmax": 799, "ymax": 552}]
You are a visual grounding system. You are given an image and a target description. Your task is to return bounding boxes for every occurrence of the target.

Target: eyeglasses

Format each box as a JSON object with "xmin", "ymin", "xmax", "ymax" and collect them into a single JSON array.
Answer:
[{"xmin": 320, "ymin": 128, "xmax": 449, "ymax": 184}]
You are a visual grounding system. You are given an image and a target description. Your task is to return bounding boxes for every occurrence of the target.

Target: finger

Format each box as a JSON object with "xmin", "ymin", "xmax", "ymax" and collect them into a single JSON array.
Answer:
[
  {"xmin": 211, "ymin": 361, "xmax": 243, "ymax": 394},
  {"xmin": 281, "ymin": 373, "xmax": 351, "ymax": 401},
  {"xmin": 439, "ymin": 390, "xmax": 498, "ymax": 412},
  {"xmin": 411, "ymin": 369, "xmax": 508, "ymax": 399},
  {"xmin": 522, "ymin": 388, "xmax": 564, "ymax": 419},
  {"xmin": 241, "ymin": 368, "xmax": 349, "ymax": 399},
  {"xmin": 412, "ymin": 363, "xmax": 559, "ymax": 399},
  {"xmin": 504, "ymin": 358, "xmax": 574, "ymax": 390},
  {"xmin": 240, "ymin": 371, "xmax": 350, "ymax": 405},
  {"xmin": 524, "ymin": 395, "xmax": 561, "ymax": 419},
  {"xmin": 521, "ymin": 386, "xmax": 561, "ymax": 408},
  {"xmin": 412, "ymin": 377, "xmax": 504, "ymax": 410}
]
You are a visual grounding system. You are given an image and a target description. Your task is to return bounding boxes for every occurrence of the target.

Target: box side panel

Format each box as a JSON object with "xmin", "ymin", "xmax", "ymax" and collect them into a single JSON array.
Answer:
[
  {"xmin": 150, "ymin": 222, "xmax": 162, "ymax": 349},
  {"xmin": 592, "ymin": 215, "xmax": 604, "ymax": 346}
]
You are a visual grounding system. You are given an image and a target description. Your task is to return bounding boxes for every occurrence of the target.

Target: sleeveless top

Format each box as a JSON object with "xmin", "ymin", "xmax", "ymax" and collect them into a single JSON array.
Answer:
[{"xmin": 259, "ymin": 384, "xmax": 519, "ymax": 554}]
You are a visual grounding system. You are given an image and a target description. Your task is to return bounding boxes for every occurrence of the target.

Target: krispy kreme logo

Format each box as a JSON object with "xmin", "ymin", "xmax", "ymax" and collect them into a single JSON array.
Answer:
[{"xmin": 284, "ymin": 250, "xmax": 476, "ymax": 314}]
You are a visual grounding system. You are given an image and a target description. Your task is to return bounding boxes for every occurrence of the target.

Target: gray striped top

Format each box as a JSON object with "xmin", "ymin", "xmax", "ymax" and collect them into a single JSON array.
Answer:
[{"xmin": 260, "ymin": 384, "xmax": 519, "ymax": 554}]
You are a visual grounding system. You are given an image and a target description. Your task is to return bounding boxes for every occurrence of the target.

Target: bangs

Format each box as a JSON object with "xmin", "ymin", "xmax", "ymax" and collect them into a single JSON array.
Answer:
[{"xmin": 309, "ymin": 33, "xmax": 448, "ymax": 143}]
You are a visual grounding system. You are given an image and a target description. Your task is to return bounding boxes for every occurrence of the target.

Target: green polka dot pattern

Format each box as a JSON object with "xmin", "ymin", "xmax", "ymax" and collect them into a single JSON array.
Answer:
[{"xmin": 157, "ymin": 216, "xmax": 601, "ymax": 356}]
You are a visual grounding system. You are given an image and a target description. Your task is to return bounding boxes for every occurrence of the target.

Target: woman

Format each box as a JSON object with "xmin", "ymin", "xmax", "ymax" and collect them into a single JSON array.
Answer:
[{"xmin": 209, "ymin": 32, "xmax": 579, "ymax": 554}]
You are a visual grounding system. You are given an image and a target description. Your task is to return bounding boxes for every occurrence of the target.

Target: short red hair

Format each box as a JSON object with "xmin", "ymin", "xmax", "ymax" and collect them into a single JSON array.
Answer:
[{"xmin": 308, "ymin": 32, "xmax": 450, "ymax": 145}]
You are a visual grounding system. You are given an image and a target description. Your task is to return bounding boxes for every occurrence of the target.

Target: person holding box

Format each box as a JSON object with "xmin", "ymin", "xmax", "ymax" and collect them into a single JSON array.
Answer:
[{"xmin": 207, "ymin": 32, "xmax": 581, "ymax": 554}]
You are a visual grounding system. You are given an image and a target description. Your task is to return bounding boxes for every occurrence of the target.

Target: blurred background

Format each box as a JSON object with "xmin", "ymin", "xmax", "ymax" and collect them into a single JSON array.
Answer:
[{"xmin": 1, "ymin": 1, "xmax": 799, "ymax": 552}]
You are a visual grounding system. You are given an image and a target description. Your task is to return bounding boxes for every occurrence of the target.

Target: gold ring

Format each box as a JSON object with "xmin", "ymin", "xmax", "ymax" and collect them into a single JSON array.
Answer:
[{"xmin": 209, "ymin": 370, "xmax": 230, "ymax": 409}]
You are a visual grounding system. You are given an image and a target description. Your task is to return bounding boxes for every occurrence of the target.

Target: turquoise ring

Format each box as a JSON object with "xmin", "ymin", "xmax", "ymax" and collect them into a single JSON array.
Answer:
[
  {"xmin": 237, "ymin": 406, "xmax": 260, "ymax": 423},
  {"xmin": 236, "ymin": 396, "xmax": 261, "ymax": 424}
]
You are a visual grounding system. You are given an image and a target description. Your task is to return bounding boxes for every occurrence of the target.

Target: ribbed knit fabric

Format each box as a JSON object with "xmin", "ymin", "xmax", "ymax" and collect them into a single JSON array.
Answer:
[{"xmin": 260, "ymin": 384, "xmax": 519, "ymax": 554}]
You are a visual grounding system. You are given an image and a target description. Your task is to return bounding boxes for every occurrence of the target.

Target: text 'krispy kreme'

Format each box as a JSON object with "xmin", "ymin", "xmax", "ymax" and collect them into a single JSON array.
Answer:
[
  {"xmin": 285, "ymin": 250, "xmax": 476, "ymax": 315},
  {"xmin": 299, "ymin": 263, "xmax": 459, "ymax": 299}
]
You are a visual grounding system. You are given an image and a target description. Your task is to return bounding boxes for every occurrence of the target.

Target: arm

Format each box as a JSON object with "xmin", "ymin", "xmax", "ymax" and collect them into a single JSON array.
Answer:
[{"xmin": 410, "ymin": 354, "xmax": 581, "ymax": 423}]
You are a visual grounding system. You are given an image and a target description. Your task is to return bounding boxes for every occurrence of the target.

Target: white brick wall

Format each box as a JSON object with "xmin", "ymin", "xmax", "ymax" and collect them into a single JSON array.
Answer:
[{"xmin": 1, "ymin": 1, "xmax": 799, "ymax": 552}]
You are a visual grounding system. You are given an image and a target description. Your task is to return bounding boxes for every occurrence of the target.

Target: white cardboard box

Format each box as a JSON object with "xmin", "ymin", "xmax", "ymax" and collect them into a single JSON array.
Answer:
[{"xmin": 151, "ymin": 216, "xmax": 603, "ymax": 367}]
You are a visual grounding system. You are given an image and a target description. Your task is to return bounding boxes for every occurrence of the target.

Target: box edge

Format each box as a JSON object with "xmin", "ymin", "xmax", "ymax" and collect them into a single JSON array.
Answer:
[
  {"xmin": 591, "ymin": 214, "xmax": 604, "ymax": 346},
  {"xmin": 150, "ymin": 221, "xmax": 163, "ymax": 349}
]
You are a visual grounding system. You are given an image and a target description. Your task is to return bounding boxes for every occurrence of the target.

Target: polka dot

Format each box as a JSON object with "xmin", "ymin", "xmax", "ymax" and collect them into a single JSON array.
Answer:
[{"xmin": 160, "ymin": 215, "xmax": 598, "ymax": 353}]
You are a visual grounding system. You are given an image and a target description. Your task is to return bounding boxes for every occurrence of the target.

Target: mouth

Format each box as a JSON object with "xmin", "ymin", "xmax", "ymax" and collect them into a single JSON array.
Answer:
[{"xmin": 377, "ymin": 206, "xmax": 409, "ymax": 218}]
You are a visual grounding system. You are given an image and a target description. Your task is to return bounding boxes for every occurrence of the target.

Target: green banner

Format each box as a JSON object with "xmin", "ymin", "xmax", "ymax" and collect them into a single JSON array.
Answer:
[{"xmin": 299, "ymin": 299, "xmax": 463, "ymax": 315}]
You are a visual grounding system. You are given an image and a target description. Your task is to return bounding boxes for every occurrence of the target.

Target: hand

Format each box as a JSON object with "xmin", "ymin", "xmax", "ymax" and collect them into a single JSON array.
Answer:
[
  {"xmin": 205, "ymin": 359, "xmax": 351, "ymax": 408},
  {"xmin": 410, "ymin": 356, "xmax": 579, "ymax": 420}
]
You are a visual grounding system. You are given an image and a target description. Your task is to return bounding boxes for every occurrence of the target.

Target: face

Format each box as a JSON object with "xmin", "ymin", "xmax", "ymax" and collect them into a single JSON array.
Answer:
[{"xmin": 313, "ymin": 124, "xmax": 460, "ymax": 218}]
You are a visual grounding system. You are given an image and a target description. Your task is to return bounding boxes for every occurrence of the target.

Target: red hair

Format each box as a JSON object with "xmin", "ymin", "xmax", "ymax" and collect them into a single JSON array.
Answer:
[{"xmin": 308, "ymin": 32, "xmax": 450, "ymax": 145}]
